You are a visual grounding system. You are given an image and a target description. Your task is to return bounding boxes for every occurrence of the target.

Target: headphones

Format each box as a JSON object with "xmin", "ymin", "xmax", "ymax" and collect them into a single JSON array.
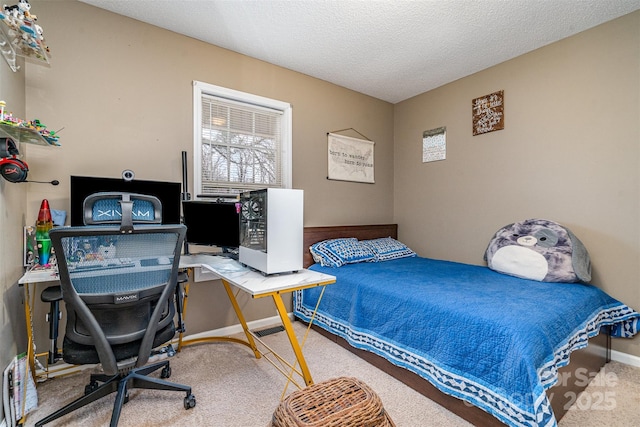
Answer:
[
  {"xmin": 0, "ymin": 157, "xmax": 29, "ymax": 183},
  {"xmin": 0, "ymin": 136, "xmax": 59, "ymax": 184},
  {"xmin": 0, "ymin": 137, "xmax": 29, "ymax": 183}
]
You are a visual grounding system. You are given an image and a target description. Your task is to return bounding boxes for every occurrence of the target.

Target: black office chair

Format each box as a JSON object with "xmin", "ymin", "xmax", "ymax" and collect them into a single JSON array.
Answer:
[
  {"xmin": 41, "ymin": 193, "xmax": 188, "ymax": 364},
  {"xmin": 35, "ymin": 198, "xmax": 195, "ymax": 426}
]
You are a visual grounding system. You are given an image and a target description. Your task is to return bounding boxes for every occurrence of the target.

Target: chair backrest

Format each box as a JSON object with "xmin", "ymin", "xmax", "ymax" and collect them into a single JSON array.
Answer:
[
  {"xmin": 83, "ymin": 192, "xmax": 163, "ymax": 230},
  {"xmin": 50, "ymin": 223, "xmax": 186, "ymax": 375}
]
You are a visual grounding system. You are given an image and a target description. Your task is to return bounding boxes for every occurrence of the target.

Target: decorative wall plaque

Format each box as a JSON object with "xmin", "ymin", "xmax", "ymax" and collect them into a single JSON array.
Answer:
[
  {"xmin": 422, "ymin": 127, "xmax": 446, "ymax": 163},
  {"xmin": 327, "ymin": 132, "xmax": 375, "ymax": 183},
  {"xmin": 472, "ymin": 90, "xmax": 504, "ymax": 136}
]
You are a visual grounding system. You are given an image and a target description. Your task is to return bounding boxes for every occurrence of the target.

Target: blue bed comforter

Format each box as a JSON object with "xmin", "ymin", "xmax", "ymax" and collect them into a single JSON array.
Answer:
[{"xmin": 293, "ymin": 257, "xmax": 639, "ymax": 427}]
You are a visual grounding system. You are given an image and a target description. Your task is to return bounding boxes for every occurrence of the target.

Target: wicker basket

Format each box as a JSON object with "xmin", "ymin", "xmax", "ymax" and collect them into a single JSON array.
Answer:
[{"xmin": 270, "ymin": 376, "xmax": 396, "ymax": 427}]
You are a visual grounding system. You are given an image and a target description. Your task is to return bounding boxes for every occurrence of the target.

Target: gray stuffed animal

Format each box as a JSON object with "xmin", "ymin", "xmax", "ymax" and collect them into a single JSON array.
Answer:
[{"xmin": 484, "ymin": 218, "xmax": 591, "ymax": 283}]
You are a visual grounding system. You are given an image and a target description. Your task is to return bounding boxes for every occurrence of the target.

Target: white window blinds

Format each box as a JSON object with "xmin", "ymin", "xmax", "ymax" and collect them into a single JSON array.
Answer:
[{"xmin": 199, "ymin": 94, "xmax": 284, "ymax": 196}]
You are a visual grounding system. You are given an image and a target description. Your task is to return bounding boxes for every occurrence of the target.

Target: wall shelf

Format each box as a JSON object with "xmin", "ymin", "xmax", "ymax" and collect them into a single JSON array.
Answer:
[
  {"xmin": 0, "ymin": 3, "xmax": 51, "ymax": 73},
  {"xmin": 0, "ymin": 123, "xmax": 59, "ymax": 147},
  {"xmin": 0, "ymin": 22, "xmax": 19, "ymax": 71}
]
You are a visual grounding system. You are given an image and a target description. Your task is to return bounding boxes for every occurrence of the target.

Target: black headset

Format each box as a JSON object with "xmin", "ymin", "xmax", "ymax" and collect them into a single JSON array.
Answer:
[{"xmin": 0, "ymin": 137, "xmax": 29, "ymax": 183}]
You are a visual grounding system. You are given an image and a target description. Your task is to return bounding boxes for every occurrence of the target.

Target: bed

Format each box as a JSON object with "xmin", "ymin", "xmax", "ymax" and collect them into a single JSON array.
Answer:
[{"xmin": 294, "ymin": 224, "xmax": 640, "ymax": 427}]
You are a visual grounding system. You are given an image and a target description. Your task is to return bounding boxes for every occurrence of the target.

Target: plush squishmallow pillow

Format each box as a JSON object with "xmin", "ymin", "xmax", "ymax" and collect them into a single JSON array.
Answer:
[{"xmin": 484, "ymin": 218, "xmax": 591, "ymax": 283}]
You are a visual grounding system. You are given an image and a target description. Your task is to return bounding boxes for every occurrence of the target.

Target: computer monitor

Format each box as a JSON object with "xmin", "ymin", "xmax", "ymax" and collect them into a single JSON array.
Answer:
[
  {"xmin": 70, "ymin": 175, "xmax": 182, "ymax": 226},
  {"xmin": 181, "ymin": 200, "xmax": 240, "ymax": 249}
]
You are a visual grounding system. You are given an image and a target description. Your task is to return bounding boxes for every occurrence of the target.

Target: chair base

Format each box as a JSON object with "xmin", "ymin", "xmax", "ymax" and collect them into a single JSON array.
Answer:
[{"xmin": 35, "ymin": 359, "xmax": 196, "ymax": 427}]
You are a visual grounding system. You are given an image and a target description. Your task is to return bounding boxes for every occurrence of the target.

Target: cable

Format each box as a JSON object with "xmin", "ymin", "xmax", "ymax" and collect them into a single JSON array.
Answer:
[{"xmin": 24, "ymin": 180, "xmax": 59, "ymax": 185}]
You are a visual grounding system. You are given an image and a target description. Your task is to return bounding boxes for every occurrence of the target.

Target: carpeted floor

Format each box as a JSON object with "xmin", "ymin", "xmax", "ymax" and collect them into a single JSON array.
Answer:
[{"xmin": 23, "ymin": 322, "xmax": 640, "ymax": 426}]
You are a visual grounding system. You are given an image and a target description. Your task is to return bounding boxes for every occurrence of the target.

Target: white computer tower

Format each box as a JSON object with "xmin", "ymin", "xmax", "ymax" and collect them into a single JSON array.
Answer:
[{"xmin": 239, "ymin": 188, "xmax": 303, "ymax": 274}]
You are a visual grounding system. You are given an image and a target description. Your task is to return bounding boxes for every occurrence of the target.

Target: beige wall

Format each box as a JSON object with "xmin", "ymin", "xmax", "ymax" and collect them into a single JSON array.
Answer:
[
  {"xmin": 394, "ymin": 11, "xmax": 640, "ymax": 357},
  {"xmin": 4, "ymin": 1, "xmax": 639, "ymax": 377},
  {"xmin": 21, "ymin": 1, "xmax": 393, "ymax": 343},
  {"xmin": 0, "ymin": 52, "xmax": 27, "ymax": 422}
]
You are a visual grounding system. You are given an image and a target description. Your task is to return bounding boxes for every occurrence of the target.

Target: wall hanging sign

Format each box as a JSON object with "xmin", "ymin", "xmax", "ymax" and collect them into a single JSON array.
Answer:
[
  {"xmin": 327, "ymin": 132, "xmax": 375, "ymax": 183},
  {"xmin": 472, "ymin": 90, "xmax": 504, "ymax": 136},
  {"xmin": 422, "ymin": 126, "xmax": 446, "ymax": 163}
]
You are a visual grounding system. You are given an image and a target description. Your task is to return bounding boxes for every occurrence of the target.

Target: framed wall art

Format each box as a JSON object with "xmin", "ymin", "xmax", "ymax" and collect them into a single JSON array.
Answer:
[
  {"xmin": 422, "ymin": 127, "xmax": 446, "ymax": 163},
  {"xmin": 472, "ymin": 90, "xmax": 504, "ymax": 136}
]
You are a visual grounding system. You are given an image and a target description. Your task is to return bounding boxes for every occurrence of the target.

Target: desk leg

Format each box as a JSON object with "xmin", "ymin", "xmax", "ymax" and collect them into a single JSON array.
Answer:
[
  {"xmin": 221, "ymin": 280, "xmax": 261, "ymax": 359},
  {"xmin": 176, "ymin": 277, "xmax": 191, "ymax": 353},
  {"xmin": 17, "ymin": 282, "xmax": 36, "ymax": 426},
  {"xmin": 271, "ymin": 293, "xmax": 313, "ymax": 386},
  {"xmin": 23, "ymin": 282, "xmax": 36, "ymax": 379}
]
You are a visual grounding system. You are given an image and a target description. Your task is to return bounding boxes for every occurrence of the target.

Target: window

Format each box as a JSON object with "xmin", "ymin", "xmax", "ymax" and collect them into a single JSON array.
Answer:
[{"xmin": 193, "ymin": 81, "xmax": 292, "ymax": 198}]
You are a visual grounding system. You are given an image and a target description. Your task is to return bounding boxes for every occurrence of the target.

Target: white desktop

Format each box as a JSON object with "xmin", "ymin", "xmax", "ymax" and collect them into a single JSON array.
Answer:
[{"xmin": 239, "ymin": 188, "xmax": 303, "ymax": 275}]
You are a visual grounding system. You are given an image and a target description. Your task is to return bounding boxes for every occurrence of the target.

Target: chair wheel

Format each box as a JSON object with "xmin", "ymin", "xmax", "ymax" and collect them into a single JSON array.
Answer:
[
  {"xmin": 184, "ymin": 394, "xmax": 196, "ymax": 409},
  {"xmin": 124, "ymin": 391, "xmax": 130, "ymax": 404},
  {"xmin": 161, "ymin": 365, "xmax": 171, "ymax": 378}
]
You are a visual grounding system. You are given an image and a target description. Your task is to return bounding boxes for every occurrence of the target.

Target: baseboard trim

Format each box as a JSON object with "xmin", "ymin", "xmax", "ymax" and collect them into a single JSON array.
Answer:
[
  {"xmin": 610, "ymin": 349, "xmax": 640, "ymax": 368},
  {"xmin": 180, "ymin": 313, "xmax": 290, "ymax": 342}
]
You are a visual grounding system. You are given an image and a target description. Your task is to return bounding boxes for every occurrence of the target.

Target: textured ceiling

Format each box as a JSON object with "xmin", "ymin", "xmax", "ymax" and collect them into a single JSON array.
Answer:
[{"xmin": 80, "ymin": 0, "xmax": 640, "ymax": 104}]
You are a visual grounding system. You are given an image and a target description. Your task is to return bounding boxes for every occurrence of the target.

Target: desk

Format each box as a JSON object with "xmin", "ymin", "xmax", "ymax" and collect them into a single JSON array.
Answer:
[
  {"xmin": 18, "ymin": 255, "xmax": 335, "ymax": 391},
  {"xmin": 179, "ymin": 255, "xmax": 336, "ymax": 389}
]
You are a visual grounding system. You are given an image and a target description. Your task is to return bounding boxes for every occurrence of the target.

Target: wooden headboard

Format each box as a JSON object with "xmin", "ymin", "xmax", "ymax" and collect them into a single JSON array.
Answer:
[{"xmin": 302, "ymin": 224, "xmax": 398, "ymax": 268}]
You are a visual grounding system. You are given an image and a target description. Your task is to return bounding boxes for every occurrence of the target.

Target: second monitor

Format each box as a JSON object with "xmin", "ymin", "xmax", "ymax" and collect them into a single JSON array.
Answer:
[{"xmin": 182, "ymin": 200, "xmax": 240, "ymax": 251}]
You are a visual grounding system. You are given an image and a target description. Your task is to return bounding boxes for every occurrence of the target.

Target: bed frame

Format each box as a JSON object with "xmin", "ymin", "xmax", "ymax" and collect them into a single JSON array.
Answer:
[{"xmin": 301, "ymin": 224, "xmax": 610, "ymax": 426}]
